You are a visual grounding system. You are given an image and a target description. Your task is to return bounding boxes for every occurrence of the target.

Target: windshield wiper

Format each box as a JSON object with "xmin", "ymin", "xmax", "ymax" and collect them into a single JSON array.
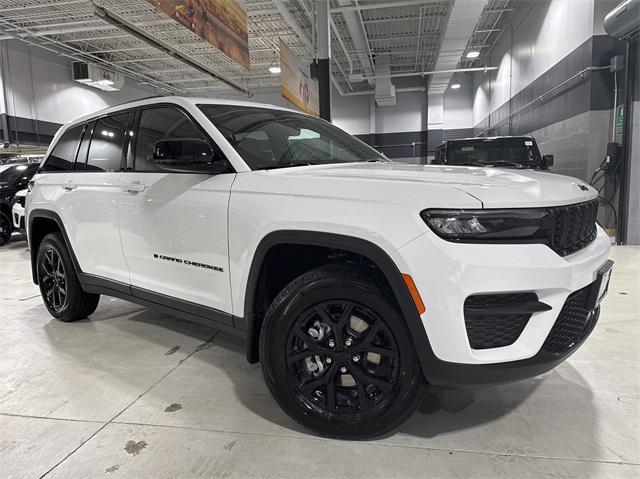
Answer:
[
  {"xmin": 489, "ymin": 160, "xmax": 527, "ymax": 169},
  {"xmin": 254, "ymin": 161, "xmax": 320, "ymax": 171}
]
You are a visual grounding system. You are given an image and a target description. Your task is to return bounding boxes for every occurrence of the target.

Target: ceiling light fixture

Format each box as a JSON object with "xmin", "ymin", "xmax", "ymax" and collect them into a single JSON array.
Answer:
[
  {"xmin": 466, "ymin": 51, "xmax": 480, "ymax": 59},
  {"xmin": 269, "ymin": 61, "xmax": 281, "ymax": 75},
  {"xmin": 450, "ymin": 83, "xmax": 461, "ymax": 89}
]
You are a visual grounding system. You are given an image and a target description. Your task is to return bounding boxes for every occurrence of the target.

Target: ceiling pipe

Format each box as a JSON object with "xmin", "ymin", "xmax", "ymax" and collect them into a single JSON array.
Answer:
[
  {"xmin": 343, "ymin": 86, "xmax": 426, "ymax": 96},
  {"xmin": 331, "ymin": 0, "xmax": 442, "ymax": 13},
  {"xmin": 361, "ymin": 66, "xmax": 498, "ymax": 81},
  {"xmin": 93, "ymin": 5, "xmax": 252, "ymax": 96}
]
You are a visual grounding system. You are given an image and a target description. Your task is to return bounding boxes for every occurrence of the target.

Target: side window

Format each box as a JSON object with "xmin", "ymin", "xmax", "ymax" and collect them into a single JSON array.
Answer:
[
  {"xmin": 87, "ymin": 112, "xmax": 131, "ymax": 172},
  {"xmin": 133, "ymin": 106, "xmax": 211, "ymax": 172},
  {"xmin": 74, "ymin": 121, "xmax": 95, "ymax": 171},
  {"xmin": 41, "ymin": 124, "xmax": 83, "ymax": 172}
]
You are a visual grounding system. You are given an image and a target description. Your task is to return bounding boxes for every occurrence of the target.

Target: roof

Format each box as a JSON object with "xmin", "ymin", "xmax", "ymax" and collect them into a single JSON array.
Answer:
[{"xmin": 63, "ymin": 96, "xmax": 298, "ymax": 128}]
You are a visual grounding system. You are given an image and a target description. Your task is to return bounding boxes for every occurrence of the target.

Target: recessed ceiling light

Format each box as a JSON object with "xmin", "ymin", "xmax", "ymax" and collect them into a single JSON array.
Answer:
[
  {"xmin": 466, "ymin": 51, "xmax": 480, "ymax": 59},
  {"xmin": 450, "ymin": 83, "xmax": 461, "ymax": 89},
  {"xmin": 268, "ymin": 61, "xmax": 281, "ymax": 74}
]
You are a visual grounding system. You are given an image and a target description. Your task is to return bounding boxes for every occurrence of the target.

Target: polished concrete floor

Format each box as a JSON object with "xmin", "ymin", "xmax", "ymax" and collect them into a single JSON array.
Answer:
[{"xmin": 1, "ymin": 238, "xmax": 638, "ymax": 478}]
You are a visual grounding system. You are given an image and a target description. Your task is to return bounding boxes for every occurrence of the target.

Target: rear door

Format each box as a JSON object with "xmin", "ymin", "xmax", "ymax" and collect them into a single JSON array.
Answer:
[
  {"xmin": 117, "ymin": 105, "xmax": 235, "ymax": 315},
  {"xmin": 56, "ymin": 112, "xmax": 133, "ymax": 284}
]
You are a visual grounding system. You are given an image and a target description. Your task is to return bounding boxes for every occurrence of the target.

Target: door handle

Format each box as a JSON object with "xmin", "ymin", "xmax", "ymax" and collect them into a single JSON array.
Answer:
[
  {"xmin": 63, "ymin": 181, "xmax": 77, "ymax": 191},
  {"xmin": 122, "ymin": 181, "xmax": 146, "ymax": 193}
]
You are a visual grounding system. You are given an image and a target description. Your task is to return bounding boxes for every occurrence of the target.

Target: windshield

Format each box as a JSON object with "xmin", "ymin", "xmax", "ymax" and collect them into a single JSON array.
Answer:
[
  {"xmin": 0, "ymin": 164, "xmax": 36, "ymax": 188},
  {"xmin": 198, "ymin": 104, "xmax": 387, "ymax": 170},
  {"xmin": 446, "ymin": 138, "xmax": 542, "ymax": 168}
]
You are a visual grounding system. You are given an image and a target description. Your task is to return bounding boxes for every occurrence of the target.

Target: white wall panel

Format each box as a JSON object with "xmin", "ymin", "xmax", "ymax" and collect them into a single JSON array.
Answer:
[
  {"xmin": 443, "ymin": 74, "xmax": 474, "ymax": 129},
  {"xmin": 2, "ymin": 40, "xmax": 155, "ymax": 125}
]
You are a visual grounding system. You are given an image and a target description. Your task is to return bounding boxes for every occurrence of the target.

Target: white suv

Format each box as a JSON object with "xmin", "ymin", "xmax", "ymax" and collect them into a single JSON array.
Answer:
[{"xmin": 27, "ymin": 97, "xmax": 613, "ymax": 439}]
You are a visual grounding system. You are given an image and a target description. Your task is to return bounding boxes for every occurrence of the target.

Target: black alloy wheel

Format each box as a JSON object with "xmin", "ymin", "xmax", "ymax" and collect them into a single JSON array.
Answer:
[
  {"xmin": 0, "ymin": 211, "xmax": 12, "ymax": 246},
  {"xmin": 286, "ymin": 300, "xmax": 400, "ymax": 416},
  {"xmin": 39, "ymin": 247, "xmax": 68, "ymax": 313},
  {"xmin": 36, "ymin": 232, "xmax": 100, "ymax": 322},
  {"xmin": 260, "ymin": 265, "xmax": 424, "ymax": 439}
]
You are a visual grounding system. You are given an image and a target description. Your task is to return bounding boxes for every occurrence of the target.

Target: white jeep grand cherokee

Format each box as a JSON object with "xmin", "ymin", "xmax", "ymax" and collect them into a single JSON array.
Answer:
[{"xmin": 27, "ymin": 97, "xmax": 612, "ymax": 439}]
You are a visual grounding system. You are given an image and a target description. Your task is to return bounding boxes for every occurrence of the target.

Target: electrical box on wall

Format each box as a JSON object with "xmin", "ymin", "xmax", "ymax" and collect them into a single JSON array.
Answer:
[{"xmin": 72, "ymin": 62, "xmax": 125, "ymax": 91}]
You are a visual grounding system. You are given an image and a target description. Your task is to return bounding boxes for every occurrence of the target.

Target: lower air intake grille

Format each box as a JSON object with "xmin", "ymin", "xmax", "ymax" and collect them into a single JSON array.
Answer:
[
  {"xmin": 464, "ymin": 293, "xmax": 537, "ymax": 350},
  {"xmin": 542, "ymin": 284, "xmax": 593, "ymax": 354}
]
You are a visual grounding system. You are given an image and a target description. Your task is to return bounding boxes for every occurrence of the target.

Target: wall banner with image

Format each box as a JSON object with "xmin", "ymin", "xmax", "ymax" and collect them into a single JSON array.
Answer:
[
  {"xmin": 279, "ymin": 39, "xmax": 319, "ymax": 116},
  {"xmin": 147, "ymin": 0, "xmax": 250, "ymax": 70}
]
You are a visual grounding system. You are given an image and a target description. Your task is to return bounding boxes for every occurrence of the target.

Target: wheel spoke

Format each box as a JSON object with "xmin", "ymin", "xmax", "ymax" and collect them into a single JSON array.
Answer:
[
  {"xmin": 287, "ymin": 350, "xmax": 314, "ymax": 364},
  {"xmin": 350, "ymin": 345, "xmax": 397, "ymax": 358},
  {"xmin": 292, "ymin": 325, "xmax": 331, "ymax": 355},
  {"xmin": 359, "ymin": 320, "xmax": 382, "ymax": 348},
  {"xmin": 326, "ymin": 369, "xmax": 338, "ymax": 411},
  {"xmin": 356, "ymin": 379, "xmax": 371, "ymax": 411},
  {"xmin": 350, "ymin": 365, "xmax": 393, "ymax": 393},
  {"xmin": 300, "ymin": 365, "xmax": 335, "ymax": 393},
  {"xmin": 337, "ymin": 302, "xmax": 354, "ymax": 329}
]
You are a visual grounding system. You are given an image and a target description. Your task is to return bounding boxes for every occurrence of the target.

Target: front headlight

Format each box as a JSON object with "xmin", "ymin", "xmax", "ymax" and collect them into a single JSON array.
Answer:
[{"xmin": 420, "ymin": 208, "xmax": 552, "ymax": 242}]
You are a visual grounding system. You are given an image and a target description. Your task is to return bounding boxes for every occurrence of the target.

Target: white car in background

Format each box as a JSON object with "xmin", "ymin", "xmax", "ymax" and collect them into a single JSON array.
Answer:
[
  {"xmin": 12, "ymin": 189, "xmax": 28, "ymax": 237},
  {"xmin": 27, "ymin": 97, "xmax": 613, "ymax": 439}
]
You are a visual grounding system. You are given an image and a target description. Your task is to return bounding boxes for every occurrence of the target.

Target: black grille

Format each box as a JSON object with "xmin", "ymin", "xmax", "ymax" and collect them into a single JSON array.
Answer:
[
  {"xmin": 464, "ymin": 293, "xmax": 537, "ymax": 349},
  {"xmin": 549, "ymin": 200, "xmax": 598, "ymax": 256},
  {"xmin": 15, "ymin": 196, "xmax": 25, "ymax": 208},
  {"xmin": 542, "ymin": 284, "xmax": 594, "ymax": 354}
]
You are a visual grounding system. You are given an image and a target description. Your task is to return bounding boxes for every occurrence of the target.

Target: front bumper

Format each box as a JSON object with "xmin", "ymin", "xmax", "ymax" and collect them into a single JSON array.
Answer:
[
  {"xmin": 12, "ymin": 203, "xmax": 26, "ymax": 234},
  {"xmin": 392, "ymin": 226, "xmax": 611, "ymax": 387}
]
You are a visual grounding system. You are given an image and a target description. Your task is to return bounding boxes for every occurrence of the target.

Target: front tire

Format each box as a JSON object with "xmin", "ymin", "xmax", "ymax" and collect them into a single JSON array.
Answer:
[
  {"xmin": 260, "ymin": 265, "xmax": 424, "ymax": 439},
  {"xmin": 36, "ymin": 232, "xmax": 100, "ymax": 322}
]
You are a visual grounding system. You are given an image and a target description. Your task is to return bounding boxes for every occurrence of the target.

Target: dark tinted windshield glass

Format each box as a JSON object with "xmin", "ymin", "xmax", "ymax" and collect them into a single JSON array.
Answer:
[
  {"xmin": 0, "ymin": 164, "xmax": 38, "ymax": 188},
  {"xmin": 198, "ymin": 104, "xmax": 386, "ymax": 170},
  {"xmin": 446, "ymin": 138, "xmax": 542, "ymax": 168}
]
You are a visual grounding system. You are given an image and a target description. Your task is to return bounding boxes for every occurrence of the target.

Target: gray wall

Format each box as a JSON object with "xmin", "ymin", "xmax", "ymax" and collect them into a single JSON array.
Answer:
[{"xmin": 0, "ymin": 39, "xmax": 157, "ymax": 146}]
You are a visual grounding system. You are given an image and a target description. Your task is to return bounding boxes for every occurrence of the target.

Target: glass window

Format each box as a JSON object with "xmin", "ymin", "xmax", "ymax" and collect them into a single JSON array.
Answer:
[
  {"xmin": 134, "ymin": 107, "xmax": 209, "ymax": 172},
  {"xmin": 87, "ymin": 113, "xmax": 131, "ymax": 172},
  {"xmin": 41, "ymin": 124, "xmax": 83, "ymax": 172},
  {"xmin": 445, "ymin": 138, "xmax": 542, "ymax": 169},
  {"xmin": 74, "ymin": 121, "xmax": 95, "ymax": 171},
  {"xmin": 198, "ymin": 104, "xmax": 387, "ymax": 170}
]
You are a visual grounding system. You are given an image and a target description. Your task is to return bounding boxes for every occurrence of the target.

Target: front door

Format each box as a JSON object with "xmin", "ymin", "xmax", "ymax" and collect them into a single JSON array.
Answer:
[{"xmin": 117, "ymin": 105, "xmax": 235, "ymax": 315}]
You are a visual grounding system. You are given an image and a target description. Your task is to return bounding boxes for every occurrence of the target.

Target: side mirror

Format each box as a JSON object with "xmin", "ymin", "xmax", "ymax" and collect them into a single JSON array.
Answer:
[
  {"xmin": 153, "ymin": 138, "xmax": 227, "ymax": 173},
  {"xmin": 542, "ymin": 154, "xmax": 554, "ymax": 169}
]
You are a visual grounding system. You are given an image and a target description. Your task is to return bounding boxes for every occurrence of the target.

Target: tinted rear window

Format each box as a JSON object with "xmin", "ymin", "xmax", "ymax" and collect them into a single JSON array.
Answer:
[
  {"xmin": 86, "ymin": 113, "xmax": 131, "ymax": 172},
  {"xmin": 41, "ymin": 124, "xmax": 83, "ymax": 172}
]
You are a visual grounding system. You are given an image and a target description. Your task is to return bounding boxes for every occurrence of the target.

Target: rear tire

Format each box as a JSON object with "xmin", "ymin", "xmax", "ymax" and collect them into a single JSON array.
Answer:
[
  {"xmin": 0, "ymin": 211, "xmax": 12, "ymax": 246},
  {"xmin": 36, "ymin": 232, "xmax": 100, "ymax": 322},
  {"xmin": 260, "ymin": 265, "xmax": 424, "ymax": 439}
]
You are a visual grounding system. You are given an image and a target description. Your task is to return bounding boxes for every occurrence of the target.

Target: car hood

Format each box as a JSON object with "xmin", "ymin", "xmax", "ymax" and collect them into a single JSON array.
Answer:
[{"xmin": 267, "ymin": 162, "xmax": 597, "ymax": 208}]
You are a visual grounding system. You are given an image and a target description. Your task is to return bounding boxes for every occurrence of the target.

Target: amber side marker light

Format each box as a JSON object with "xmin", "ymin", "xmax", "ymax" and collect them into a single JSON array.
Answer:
[{"xmin": 402, "ymin": 273, "xmax": 426, "ymax": 315}]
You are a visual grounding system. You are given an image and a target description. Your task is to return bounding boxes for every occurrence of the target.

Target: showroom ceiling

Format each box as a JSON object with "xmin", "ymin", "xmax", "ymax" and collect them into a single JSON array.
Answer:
[{"xmin": 0, "ymin": 0, "xmax": 514, "ymax": 96}]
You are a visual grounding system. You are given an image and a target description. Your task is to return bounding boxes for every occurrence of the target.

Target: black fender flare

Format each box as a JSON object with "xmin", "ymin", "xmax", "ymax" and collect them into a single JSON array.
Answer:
[{"xmin": 242, "ymin": 230, "xmax": 430, "ymax": 364}]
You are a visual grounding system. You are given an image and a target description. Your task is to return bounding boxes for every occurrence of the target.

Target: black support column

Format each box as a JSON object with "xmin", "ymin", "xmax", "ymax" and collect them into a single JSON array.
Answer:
[{"xmin": 317, "ymin": 0, "xmax": 331, "ymax": 121}]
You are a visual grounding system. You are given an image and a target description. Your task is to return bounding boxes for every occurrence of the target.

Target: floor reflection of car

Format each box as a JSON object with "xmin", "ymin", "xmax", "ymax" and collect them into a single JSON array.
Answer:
[
  {"xmin": 1, "ymin": 163, "xmax": 39, "ymax": 246},
  {"xmin": 432, "ymin": 136, "xmax": 554, "ymax": 170}
]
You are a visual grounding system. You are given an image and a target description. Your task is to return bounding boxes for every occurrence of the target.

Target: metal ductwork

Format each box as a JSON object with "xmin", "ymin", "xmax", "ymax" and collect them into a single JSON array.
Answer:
[
  {"xmin": 336, "ymin": 0, "xmax": 375, "ymax": 86},
  {"xmin": 604, "ymin": 0, "xmax": 640, "ymax": 40},
  {"xmin": 429, "ymin": 0, "xmax": 489, "ymax": 94},
  {"xmin": 374, "ymin": 54, "xmax": 396, "ymax": 106}
]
